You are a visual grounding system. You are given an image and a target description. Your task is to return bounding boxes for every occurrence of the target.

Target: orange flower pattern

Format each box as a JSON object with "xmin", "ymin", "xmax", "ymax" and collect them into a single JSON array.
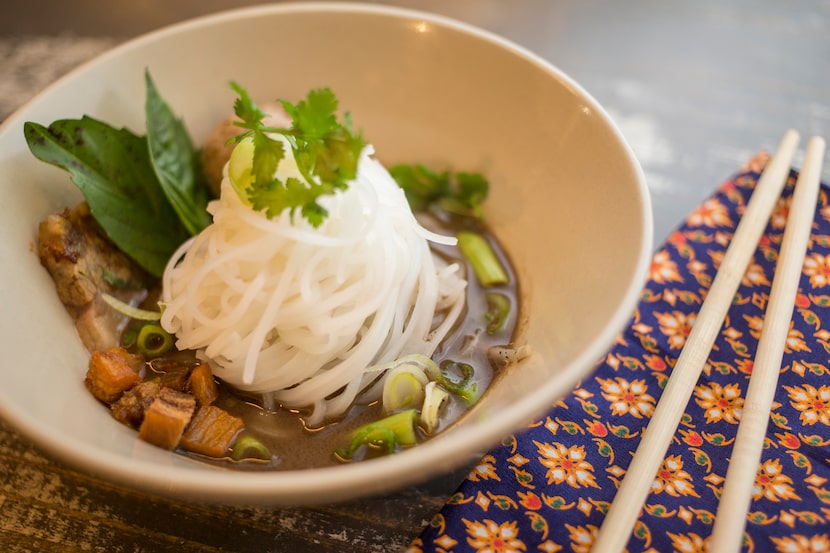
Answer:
[
  {"xmin": 412, "ymin": 154, "xmax": 830, "ymax": 553},
  {"xmin": 694, "ymin": 381, "xmax": 744, "ymax": 424},
  {"xmin": 535, "ymin": 442, "xmax": 599, "ymax": 489},
  {"xmin": 463, "ymin": 519, "xmax": 526, "ymax": 552}
]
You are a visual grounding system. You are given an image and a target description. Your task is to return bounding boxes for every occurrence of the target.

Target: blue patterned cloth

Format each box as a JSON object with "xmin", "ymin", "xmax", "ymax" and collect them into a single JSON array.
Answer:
[{"xmin": 410, "ymin": 153, "xmax": 830, "ymax": 553}]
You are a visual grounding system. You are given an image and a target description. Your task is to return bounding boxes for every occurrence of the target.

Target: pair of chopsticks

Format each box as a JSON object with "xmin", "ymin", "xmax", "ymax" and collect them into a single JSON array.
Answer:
[{"xmin": 591, "ymin": 130, "xmax": 826, "ymax": 553}]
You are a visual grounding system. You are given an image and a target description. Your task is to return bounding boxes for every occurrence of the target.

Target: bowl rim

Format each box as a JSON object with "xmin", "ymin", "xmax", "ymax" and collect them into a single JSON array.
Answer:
[{"xmin": 0, "ymin": 1, "xmax": 653, "ymax": 505}]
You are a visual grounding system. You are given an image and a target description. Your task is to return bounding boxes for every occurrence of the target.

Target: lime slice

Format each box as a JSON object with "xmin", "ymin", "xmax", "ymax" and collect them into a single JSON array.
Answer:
[{"xmin": 228, "ymin": 137, "xmax": 255, "ymax": 202}]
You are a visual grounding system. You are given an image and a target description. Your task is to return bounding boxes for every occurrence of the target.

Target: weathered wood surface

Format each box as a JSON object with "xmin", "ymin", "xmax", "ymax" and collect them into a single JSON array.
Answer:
[
  {"xmin": 1, "ymin": 1, "xmax": 828, "ymax": 551},
  {"xmin": 0, "ymin": 418, "xmax": 468, "ymax": 552}
]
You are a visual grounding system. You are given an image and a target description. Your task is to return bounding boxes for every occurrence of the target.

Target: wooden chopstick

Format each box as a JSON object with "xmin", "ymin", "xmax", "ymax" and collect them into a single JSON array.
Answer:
[
  {"xmin": 708, "ymin": 135, "xmax": 826, "ymax": 552},
  {"xmin": 591, "ymin": 129, "xmax": 801, "ymax": 553}
]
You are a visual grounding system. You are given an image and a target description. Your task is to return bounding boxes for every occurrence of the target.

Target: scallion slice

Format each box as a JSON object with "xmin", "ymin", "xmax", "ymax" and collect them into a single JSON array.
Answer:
[
  {"xmin": 457, "ymin": 231, "xmax": 508, "ymax": 287},
  {"xmin": 484, "ymin": 292, "xmax": 511, "ymax": 335},
  {"xmin": 102, "ymin": 293, "xmax": 161, "ymax": 321},
  {"xmin": 382, "ymin": 364, "xmax": 428, "ymax": 413},
  {"xmin": 230, "ymin": 433, "xmax": 272, "ymax": 462},
  {"xmin": 420, "ymin": 381, "xmax": 450, "ymax": 434},
  {"xmin": 335, "ymin": 409, "xmax": 419, "ymax": 461},
  {"xmin": 136, "ymin": 324, "xmax": 174, "ymax": 357}
]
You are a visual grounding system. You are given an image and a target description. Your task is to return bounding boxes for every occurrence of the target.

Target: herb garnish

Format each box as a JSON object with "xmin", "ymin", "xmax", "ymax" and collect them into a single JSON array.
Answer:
[
  {"xmin": 24, "ymin": 71, "xmax": 209, "ymax": 277},
  {"xmin": 145, "ymin": 72, "xmax": 212, "ymax": 235},
  {"xmin": 389, "ymin": 164, "xmax": 489, "ymax": 218},
  {"xmin": 228, "ymin": 84, "xmax": 366, "ymax": 227},
  {"xmin": 24, "ymin": 72, "xmax": 489, "ymax": 279}
]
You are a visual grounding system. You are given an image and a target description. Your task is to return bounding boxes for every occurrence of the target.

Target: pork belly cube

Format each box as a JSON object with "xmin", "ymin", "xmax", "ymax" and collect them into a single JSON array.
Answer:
[
  {"xmin": 138, "ymin": 388, "xmax": 196, "ymax": 450},
  {"xmin": 187, "ymin": 362, "xmax": 218, "ymax": 406},
  {"xmin": 180, "ymin": 405, "xmax": 244, "ymax": 458},
  {"xmin": 147, "ymin": 357, "xmax": 195, "ymax": 392},
  {"xmin": 85, "ymin": 346, "xmax": 142, "ymax": 404},
  {"xmin": 110, "ymin": 379, "xmax": 162, "ymax": 428}
]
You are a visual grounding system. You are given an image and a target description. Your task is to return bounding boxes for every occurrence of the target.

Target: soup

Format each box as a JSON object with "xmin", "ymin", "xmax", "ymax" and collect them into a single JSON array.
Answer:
[{"xmin": 27, "ymin": 76, "xmax": 527, "ymax": 469}]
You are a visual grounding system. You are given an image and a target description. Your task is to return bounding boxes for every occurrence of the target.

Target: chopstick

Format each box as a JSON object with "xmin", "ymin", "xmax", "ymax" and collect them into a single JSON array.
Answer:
[
  {"xmin": 591, "ymin": 129, "xmax": 801, "ymax": 553},
  {"xmin": 709, "ymin": 135, "xmax": 826, "ymax": 552}
]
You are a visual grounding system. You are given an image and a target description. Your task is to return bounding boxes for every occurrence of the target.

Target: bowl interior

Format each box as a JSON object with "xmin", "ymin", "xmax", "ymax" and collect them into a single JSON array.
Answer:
[{"xmin": 0, "ymin": 3, "xmax": 651, "ymax": 504}]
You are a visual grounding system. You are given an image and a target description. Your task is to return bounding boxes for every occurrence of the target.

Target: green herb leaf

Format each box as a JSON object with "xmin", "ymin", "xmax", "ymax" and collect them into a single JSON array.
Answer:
[
  {"xmin": 453, "ymin": 171, "xmax": 490, "ymax": 215},
  {"xmin": 389, "ymin": 163, "xmax": 489, "ymax": 218},
  {"xmin": 388, "ymin": 164, "xmax": 449, "ymax": 212},
  {"xmin": 281, "ymin": 87, "xmax": 339, "ymax": 138},
  {"xmin": 247, "ymin": 176, "xmax": 318, "ymax": 220},
  {"xmin": 24, "ymin": 117, "xmax": 189, "ymax": 277},
  {"xmin": 144, "ymin": 70, "xmax": 212, "ymax": 235},
  {"xmin": 229, "ymin": 84, "xmax": 366, "ymax": 226}
]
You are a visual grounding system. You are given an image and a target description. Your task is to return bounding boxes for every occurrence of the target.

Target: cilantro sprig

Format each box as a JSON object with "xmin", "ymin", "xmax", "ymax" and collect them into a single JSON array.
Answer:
[
  {"xmin": 228, "ymin": 84, "xmax": 366, "ymax": 227},
  {"xmin": 389, "ymin": 163, "xmax": 489, "ymax": 219}
]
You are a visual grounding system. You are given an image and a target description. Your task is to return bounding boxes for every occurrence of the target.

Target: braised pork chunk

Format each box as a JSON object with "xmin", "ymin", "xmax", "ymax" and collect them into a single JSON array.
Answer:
[{"xmin": 37, "ymin": 202, "xmax": 155, "ymax": 352}]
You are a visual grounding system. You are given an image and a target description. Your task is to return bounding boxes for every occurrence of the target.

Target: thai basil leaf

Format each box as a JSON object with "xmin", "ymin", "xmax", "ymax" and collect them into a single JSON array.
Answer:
[
  {"xmin": 144, "ymin": 70, "xmax": 211, "ymax": 235},
  {"xmin": 24, "ymin": 116, "xmax": 189, "ymax": 277}
]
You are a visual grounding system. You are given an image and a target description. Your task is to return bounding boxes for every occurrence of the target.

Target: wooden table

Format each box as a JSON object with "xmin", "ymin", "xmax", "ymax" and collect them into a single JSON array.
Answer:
[{"xmin": 2, "ymin": 1, "xmax": 829, "ymax": 551}]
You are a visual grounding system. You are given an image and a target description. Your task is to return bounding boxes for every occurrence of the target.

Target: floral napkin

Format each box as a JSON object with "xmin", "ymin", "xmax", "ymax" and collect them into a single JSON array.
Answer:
[{"xmin": 410, "ymin": 152, "xmax": 830, "ymax": 553}]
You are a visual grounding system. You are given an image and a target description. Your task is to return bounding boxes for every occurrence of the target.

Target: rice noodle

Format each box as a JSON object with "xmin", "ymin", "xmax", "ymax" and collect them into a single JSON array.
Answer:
[{"xmin": 160, "ymin": 144, "xmax": 466, "ymax": 425}]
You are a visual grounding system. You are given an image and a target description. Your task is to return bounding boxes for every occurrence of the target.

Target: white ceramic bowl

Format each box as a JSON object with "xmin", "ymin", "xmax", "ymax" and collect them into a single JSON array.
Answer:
[{"xmin": 0, "ymin": 3, "xmax": 652, "ymax": 505}]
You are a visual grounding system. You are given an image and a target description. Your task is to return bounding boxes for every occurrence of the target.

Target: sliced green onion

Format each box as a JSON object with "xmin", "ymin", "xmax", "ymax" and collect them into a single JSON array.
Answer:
[
  {"xmin": 456, "ymin": 231, "xmax": 508, "ymax": 287},
  {"xmin": 484, "ymin": 292, "xmax": 511, "ymax": 335},
  {"xmin": 382, "ymin": 364, "xmax": 428, "ymax": 413},
  {"xmin": 136, "ymin": 324, "xmax": 174, "ymax": 357},
  {"xmin": 230, "ymin": 433, "xmax": 272, "ymax": 462},
  {"xmin": 335, "ymin": 409, "xmax": 419, "ymax": 461},
  {"xmin": 420, "ymin": 381, "xmax": 450, "ymax": 434},
  {"xmin": 102, "ymin": 293, "xmax": 161, "ymax": 321},
  {"xmin": 428, "ymin": 360, "xmax": 479, "ymax": 405},
  {"xmin": 438, "ymin": 360, "xmax": 473, "ymax": 388}
]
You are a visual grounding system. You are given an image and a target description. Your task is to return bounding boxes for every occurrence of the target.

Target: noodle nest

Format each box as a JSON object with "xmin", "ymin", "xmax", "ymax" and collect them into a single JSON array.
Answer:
[{"xmin": 160, "ymin": 144, "xmax": 466, "ymax": 424}]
